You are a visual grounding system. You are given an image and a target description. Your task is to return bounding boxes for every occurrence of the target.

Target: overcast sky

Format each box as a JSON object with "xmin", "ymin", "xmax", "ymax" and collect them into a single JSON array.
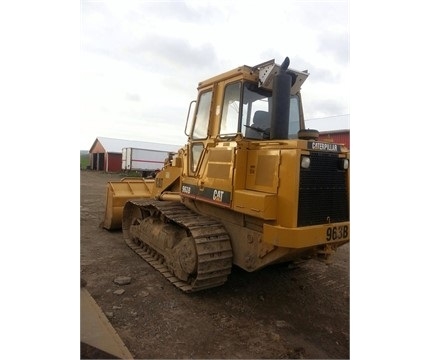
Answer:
[{"xmin": 80, "ymin": 0, "xmax": 349, "ymax": 150}]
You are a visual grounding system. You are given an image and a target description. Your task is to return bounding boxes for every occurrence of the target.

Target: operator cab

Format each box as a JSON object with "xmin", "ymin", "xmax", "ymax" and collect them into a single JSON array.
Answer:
[{"xmin": 185, "ymin": 59, "xmax": 310, "ymax": 173}]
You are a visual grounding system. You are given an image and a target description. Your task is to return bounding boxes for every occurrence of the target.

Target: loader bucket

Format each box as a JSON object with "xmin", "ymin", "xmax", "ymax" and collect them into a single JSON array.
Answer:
[{"xmin": 103, "ymin": 178, "xmax": 155, "ymax": 230}]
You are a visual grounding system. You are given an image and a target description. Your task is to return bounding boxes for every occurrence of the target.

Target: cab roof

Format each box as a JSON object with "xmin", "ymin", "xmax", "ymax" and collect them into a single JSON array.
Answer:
[{"xmin": 198, "ymin": 59, "xmax": 309, "ymax": 94}]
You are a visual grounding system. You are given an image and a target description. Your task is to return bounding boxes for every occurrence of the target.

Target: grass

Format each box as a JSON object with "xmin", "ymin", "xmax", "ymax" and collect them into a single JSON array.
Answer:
[{"xmin": 80, "ymin": 152, "xmax": 90, "ymax": 170}]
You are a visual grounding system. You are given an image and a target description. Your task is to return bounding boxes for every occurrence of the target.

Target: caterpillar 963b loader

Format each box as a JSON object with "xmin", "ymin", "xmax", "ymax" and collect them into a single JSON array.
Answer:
[{"xmin": 102, "ymin": 57, "xmax": 350, "ymax": 292}]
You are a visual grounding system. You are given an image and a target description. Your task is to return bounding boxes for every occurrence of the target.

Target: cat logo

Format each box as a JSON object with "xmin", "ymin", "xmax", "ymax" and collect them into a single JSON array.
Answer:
[{"xmin": 213, "ymin": 189, "xmax": 224, "ymax": 202}]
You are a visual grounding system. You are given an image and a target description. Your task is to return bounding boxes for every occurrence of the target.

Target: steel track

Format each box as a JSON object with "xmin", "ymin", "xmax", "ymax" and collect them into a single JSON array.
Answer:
[{"xmin": 123, "ymin": 200, "xmax": 233, "ymax": 292}]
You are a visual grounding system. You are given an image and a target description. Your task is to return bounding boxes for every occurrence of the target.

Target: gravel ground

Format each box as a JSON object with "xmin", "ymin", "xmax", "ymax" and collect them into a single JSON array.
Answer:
[{"xmin": 80, "ymin": 170, "xmax": 349, "ymax": 359}]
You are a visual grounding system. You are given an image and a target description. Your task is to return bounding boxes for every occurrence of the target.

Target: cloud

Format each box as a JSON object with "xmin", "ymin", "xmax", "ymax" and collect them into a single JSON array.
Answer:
[
  {"xmin": 307, "ymin": 97, "xmax": 348, "ymax": 118},
  {"xmin": 295, "ymin": 1, "xmax": 348, "ymax": 32},
  {"xmin": 318, "ymin": 31, "xmax": 349, "ymax": 65},
  {"xmin": 125, "ymin": 93, "xmax": 140, "ymax": 102},
  {"xmin": 138, "ymin": 1, "xmax": 225, "ymax": 24},
  {"xmin": 292, "ymin": 2, "xmax": 349, "ymax": 67},
  {"xmin": 80, "ymin": 0, "xmax": 350, "ymax": 149},
  {"xmin": 130, "ymin": 34, "xmax": 219, "ymax": 71},
  {"xmin": 81, "ymin": 0, "xmax": 221, "ymax": 74}
]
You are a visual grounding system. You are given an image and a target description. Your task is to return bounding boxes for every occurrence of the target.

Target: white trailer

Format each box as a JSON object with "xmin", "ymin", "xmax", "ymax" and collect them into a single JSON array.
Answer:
[{"xmin": 122, "ymin": 147, "xmax": 173, "ymax": 176}]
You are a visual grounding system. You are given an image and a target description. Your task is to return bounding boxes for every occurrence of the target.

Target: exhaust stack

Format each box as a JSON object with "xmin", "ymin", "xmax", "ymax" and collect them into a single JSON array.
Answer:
[{"xmin": 270, "ymin": 57, "xmax": 292, "ymax": 140}]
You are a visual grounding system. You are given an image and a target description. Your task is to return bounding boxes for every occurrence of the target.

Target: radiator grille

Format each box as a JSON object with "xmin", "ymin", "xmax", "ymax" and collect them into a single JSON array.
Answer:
[{"xmin": 298, "ymin": 152, "xmax": 349, "ymax": 226}]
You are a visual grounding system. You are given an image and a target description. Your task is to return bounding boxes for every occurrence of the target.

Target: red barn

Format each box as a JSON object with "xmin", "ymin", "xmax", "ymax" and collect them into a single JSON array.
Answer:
[
  {"xmin": 318, "ymin": 129, "xmax": 350, "ymax": 149},
  {"xmin": 89, "ymin": 137, "xmax": 181, "ymax": 172}
]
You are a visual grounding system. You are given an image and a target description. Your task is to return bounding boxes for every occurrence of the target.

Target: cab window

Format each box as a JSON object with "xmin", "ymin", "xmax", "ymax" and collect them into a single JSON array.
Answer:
[
  {"xmin": 219, "ymin": 82, "xmax": 241, "ymax": 136},
  {"xmin": 191, "ymin": 90, "xmax": 212, "ymax": 140}
]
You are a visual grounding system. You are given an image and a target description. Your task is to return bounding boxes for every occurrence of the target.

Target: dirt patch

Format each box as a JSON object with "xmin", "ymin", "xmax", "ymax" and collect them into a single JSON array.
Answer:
[{"xmin": 80, "ymin": 170, "xmax": 349, "ymax": 359}]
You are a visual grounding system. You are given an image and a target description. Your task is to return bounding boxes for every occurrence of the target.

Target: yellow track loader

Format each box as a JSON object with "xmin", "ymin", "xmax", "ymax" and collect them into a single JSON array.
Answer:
[{"xmin": 102, "ymin": 57, "xmax": 350, "ymax": 292}]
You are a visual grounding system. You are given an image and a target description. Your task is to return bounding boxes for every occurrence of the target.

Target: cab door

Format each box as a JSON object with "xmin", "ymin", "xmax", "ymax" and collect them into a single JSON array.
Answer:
[{"xmin": 181, "ymin": 88, "xmax": 212, "ymax": 199}]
